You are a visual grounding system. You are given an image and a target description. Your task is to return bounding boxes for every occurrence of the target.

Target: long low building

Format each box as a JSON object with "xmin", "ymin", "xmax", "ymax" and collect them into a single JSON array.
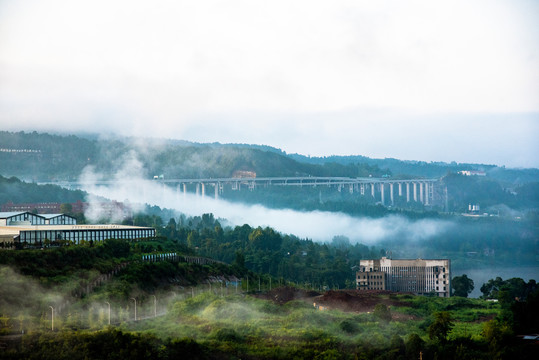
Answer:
[
  {"xmin": 356, "ymin": 257, "xmax": 451, "ymax": 297},
  {"xmin": 0, "ymin": 224, "xmax": 156, "ymax": 247}
]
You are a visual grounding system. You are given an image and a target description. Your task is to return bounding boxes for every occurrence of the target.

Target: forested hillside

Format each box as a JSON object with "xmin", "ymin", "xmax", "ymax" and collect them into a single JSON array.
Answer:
[
  {"xmin": 288, "ymin": 153, "xmax": 539, "ymax": 184},
  {"xmin": 0, "ymin": 175, "xmax": 87, "ymax": 205},
  {"xmin": 0, "ymin": 131, "xmax": 386, "ymax": 181},
  {"xmin": 3, "ymin": 130, "xmax": 537, "ymax": 185}
]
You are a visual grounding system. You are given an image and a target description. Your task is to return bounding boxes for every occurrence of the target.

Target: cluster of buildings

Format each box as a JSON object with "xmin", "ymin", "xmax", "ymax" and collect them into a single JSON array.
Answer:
[
  {"xmin": 0, "ymin": 211, "xmax": 155, "ymax": 248},
  {"xmin": 356, "ymin": 257, "xmax": 451, "ymax": 297},
  {"xmin": 1, "ymin": 208, "xmax": 451, "ymax": 297}
]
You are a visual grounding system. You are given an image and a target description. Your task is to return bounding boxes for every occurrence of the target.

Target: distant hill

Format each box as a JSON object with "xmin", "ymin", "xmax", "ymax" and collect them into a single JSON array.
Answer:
[
  {"xmin": 0, "ymin": 174, "xmax": 87, "ymax": 205},
  {"xmin": 287, "ymin": 153, "xmax": 539, "ymax": 184},
  {"xmin": 1, "ymin": 131, "xmax": 538, "ymax": 214},
  {"xmin": 0, "ymin": 131, "xmax": 386, "ymax": 181}
]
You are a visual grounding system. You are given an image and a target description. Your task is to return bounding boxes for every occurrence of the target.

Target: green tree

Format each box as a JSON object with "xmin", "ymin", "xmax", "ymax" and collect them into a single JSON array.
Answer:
[
  {"xmin": 60, "ymin": 203, "xmax": 73, "ymax": 215},
  {"xmin": 452, "ymin": 274, "xmax": 474, "ymax": 297},
  {"xmin": 428, "ymin": 311, "xmax": 454, "ymax": 343},
  {"xmin": 480, "ymin": 277, "xmax": 505, "ymax": 299},
  {"xmin": 373, "ymin": 303, "xmax": 391, "ymax": 322},
  {"xmin": 232, "ymin": 251, "xmax": 246, "ymax": 272},
  {"xmin": 405, "ymin": 333, "xmax": 424, "ymax": 360}
]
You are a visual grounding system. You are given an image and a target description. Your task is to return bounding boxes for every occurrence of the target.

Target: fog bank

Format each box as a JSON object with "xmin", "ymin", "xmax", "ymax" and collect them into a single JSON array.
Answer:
[{"xmin": 79, "ymin": 156, "xmax": 453, "ymax": 244}]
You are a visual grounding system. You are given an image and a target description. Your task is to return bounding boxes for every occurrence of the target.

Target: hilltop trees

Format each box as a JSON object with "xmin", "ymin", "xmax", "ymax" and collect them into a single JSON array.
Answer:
[
  {"xmin": 149, "ymin": 213, "xmax": 380, "ymax": 289},
  {"xmin": 452, "ymin": 274, "xmax": 474, "ymax": 297}
]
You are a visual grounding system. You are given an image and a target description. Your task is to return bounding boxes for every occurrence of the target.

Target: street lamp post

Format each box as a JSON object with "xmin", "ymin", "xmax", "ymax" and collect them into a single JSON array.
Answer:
[
  {"xmin": 105, "ymin": 302, "xmax": 111, "ymax": 325},
  {"xmin": 130, "ymin": 298, "xmax": 137, "ymax": 321},
  {"xmin": 49, "ymin": 306, "xmax": 54, "ymax": 331}
]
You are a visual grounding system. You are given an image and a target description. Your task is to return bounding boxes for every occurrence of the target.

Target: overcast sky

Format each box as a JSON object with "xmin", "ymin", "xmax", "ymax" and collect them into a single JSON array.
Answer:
[{"xmin": 1, "ymin": 0, "xmax": 538, "ymax": 168}]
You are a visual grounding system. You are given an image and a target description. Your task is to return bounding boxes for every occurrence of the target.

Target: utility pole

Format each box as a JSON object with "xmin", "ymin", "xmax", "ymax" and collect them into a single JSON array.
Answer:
[
  {"xmin": 151, "ymin": 295, "xmax": 157, "ymax": 318},
  {"xmin": 130, "ymin": 298, "xmax": 137, "ymax": 321},
  {"xmin": 49, "ymin": 306, "xmax": 54, "ymax": 331},
  {"xmin": 105, "ymin": 302, "xmax": 111, "ymax": 325}
]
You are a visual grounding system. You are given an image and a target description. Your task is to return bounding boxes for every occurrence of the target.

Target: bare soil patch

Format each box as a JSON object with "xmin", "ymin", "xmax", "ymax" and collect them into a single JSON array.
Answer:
[{"xmin": 256, "ymin": 287, "xmax": 415, "ymax": 319}]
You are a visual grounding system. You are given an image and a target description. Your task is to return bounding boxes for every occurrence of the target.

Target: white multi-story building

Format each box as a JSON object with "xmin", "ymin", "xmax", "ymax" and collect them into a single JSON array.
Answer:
[{"xmin": 356, "ymin": 257, "xmax": 451, "ymax": 297}]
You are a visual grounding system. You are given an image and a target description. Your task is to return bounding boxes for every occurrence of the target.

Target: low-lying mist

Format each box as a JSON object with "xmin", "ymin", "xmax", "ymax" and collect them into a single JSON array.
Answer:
[
  {"xmin": 0, "ymin": 266, "xmax": 64, "ymax": 318},
  {"xmin": 79, "ymin": 153, "xmax": 454, "ymax": 244}
]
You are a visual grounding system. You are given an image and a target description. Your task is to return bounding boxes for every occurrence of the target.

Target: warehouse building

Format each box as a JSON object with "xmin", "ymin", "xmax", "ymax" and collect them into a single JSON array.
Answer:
[
  {"xmin": 0, "ymin": 211, "xmax": 155, "ymax": 248},
  {"xmin": 0, "ymin": 224, "xmax": 155, "ymax": 248},
  {"xmin": 356, "ymin": 257, "xmax": 451, "ymax": 297}
]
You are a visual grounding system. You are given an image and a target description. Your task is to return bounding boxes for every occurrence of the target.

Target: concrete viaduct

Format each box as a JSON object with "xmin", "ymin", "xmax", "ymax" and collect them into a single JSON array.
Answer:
[
  {"xmin": 156, "ymin": 177, "xmax": 437, "ymax": 206},
  {"xmin": 48, "ymin": 177, "xmax": 438, "ymax": 206}
]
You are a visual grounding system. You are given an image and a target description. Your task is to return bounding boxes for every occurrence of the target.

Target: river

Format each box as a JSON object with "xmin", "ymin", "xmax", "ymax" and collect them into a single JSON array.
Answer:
[{"xmin": 453, "ymin": 266, "xmax": 539, "ymax": 298}]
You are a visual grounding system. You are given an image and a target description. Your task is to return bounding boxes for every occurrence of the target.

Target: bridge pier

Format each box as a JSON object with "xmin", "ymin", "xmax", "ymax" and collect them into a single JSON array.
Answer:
[
  {"xmin": 398, "ymin": 183, "xmax": 402, "ymax": 197},
  {"xmin": 162, "ymin": 183, "xmax": 166, "ymax": 203},
  {"xmin": 406, "ymin": 183, "xmax": 410, "ymax": 202},
  {"xmin": 413, "ymin": 182, "xmax": 417, "ymax": 202},
  {"xmin": 371, "ymin": 183, "xmax": 375, "ymax": 198},
  {"xmin": 380, "ymin": 183, "xmax": 385, "ymax": 205},
  {"xmin": 424, "ymin": 182, "xmax": 429, "ymax": 205},
  {"xmin": 389, "ymin": 183, "xmax": 394, "ymax": 205},
  {"xmin": 419, "ymin": 183, "xmax": 424, "ymax": 204}
]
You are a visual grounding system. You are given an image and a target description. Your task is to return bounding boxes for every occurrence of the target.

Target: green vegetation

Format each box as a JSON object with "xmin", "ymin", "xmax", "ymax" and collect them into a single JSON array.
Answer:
[
  {"xmin": 1, "ymin": 288, "xmax": 537, "ymax": 359},
  {"xmin": 0, "ymin": 232, "xmax": 537, "ymax": 359},
  {"xmin": 0, "ymin": 175, "xmax": 87, "ymax": 206},
  {"xmin": 452, "ymin": 274, "xmax": 474, "ymax": 297},
  {"xmin": 0, "ymin": 131, "xmax": 387, "ymax": 181}
]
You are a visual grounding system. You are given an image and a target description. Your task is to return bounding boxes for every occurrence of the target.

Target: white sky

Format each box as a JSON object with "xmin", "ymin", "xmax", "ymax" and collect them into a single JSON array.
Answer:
[{"xmin": 1, "ymin": 0, "xmax": 538, "ymax": 167}]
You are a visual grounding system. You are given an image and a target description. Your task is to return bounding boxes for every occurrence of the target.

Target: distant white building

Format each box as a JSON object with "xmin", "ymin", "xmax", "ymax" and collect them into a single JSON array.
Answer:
[
  {"xmin": 458, "ymin": 170, "xmax": 486, "ymax": 176},
  {"xmin": 356, "ymin": 257, "xmax": 451, "ymax": 297}
]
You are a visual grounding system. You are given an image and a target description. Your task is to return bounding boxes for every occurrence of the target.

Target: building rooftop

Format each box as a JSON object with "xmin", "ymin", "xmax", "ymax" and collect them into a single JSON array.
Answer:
[
  {"xmin": 0, "ymin": 211, "xmax": 28, "ymax": 218},
  {"xmin": 38, "ymin": 213, "xmax": 75, "ymax": 219},
  {"xmin": 0, "ymin": 224, "xmax": 154, "ymax": 234}
]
